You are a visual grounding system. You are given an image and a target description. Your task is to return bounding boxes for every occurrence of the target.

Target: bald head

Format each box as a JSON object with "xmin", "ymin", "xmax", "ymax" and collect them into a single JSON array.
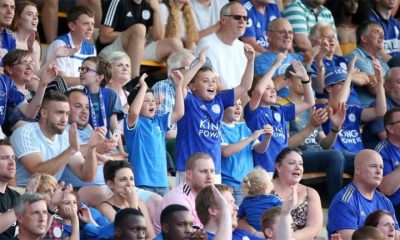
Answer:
[
  {"xmin": 354, "ymin": 149, "xmax": 383, "ymax": 190},
  {"xmin": 355, "ymin": 149, "xmax": 382, "ymax": 169}
]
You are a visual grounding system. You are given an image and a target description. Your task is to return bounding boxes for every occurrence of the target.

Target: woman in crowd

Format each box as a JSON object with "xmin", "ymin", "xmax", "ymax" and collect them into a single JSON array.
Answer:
[
  {"xmin": 97, "ymin": 160, "xmax": 156, "ymax": 239},
  {"xmin": 364, "ymin": 210, "xmax": 396, "ymax": 240},
  {"xmin": 11, "ymin": 1, "xmax": 41, "ymax": 72},
  {"xmin": 272, "ymin": 147, "xmax": 323, "ymax": 240}
]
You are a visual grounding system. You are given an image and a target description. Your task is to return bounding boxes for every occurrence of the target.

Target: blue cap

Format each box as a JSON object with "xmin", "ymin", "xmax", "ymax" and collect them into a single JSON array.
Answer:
[{"xmin": 324, "ymin": 68, "xmax": 347, "ymax": 89}]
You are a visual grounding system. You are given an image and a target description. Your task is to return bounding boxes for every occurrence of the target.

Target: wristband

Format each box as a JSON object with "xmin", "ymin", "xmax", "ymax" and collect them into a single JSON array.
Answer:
[
  {"xmin": 47, "ymin": 206, "xmax": 58, "ymax": 215},
  {"xmin": 331, "ymin": 127, "xmax": 340, "ymax": 133},
  {"xmin": 301, "ymin": 79, "xmax": 310, "ymax": 84}
]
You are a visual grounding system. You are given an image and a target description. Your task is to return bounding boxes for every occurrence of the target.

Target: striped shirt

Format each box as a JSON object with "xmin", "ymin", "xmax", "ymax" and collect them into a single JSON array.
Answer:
[{"xmin": 283, "ymin": 0, "xmax": 336, "ymax": 36}]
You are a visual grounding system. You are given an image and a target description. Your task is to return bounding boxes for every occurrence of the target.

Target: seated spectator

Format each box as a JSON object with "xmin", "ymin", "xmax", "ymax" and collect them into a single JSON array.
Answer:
[
  {"xmin": 363, "ymin": 68, "xmax": 400, "ymax": 149},
  {"xmin": 364, "ymin": 210, "xmax": 396, "ymax": 240},
  {"xmin": 282, "ymin": 0, "xmax": 341, "ymax": 55},
  {"xmin": 125, "ymin": 71, "xmax": 183, "ymax": 195},
  {"xmin": 369, "ymin": 0, "xmax": 400, "ymax": 62},
  {"xmin": 278, "ymin": 62, "xmax": 348, "ymax": 202},
  {"xmin": 160, "ymin": 0, "xmax": 199, "ymax": 50},
  {"xmin": 14, "ymin": 193, "xmax": 48, "ymax": 240},
  {"xmin": 376, "ymin": 108, "xmax": 400, "ymax": 222},
  {"xmin": 222, "ymin": 98, "xmax": 273, "ymax": 205},
  {"xmin": 0, "ymin": 0, "xmax": 16, "ymax": 67},
  {"xmin": 352, "ymin": 226, "xmax": 385, "ymax": 240},
  {"xmin": 237, "ymin": 167, "xmax": 281, "ymax": 236},
  {"xmin": 45, "ymin": 5, "xmax": 96, "ymax": 86},
  {"xmin": 240, "ymin": 0, "xmax": 281, "ymax": 54},
  {"xmin": 326, "ymin": 0, "xmax": 370, "ymax": 55},
  {"xmin": 2, "ymin": 49, "xmax": 56, "ymax": 135},
  {"xmin": 245, "ymin": 58, "xmax": 314, "ymax": 174},
  {"xmin": 154, "ymin": 152, "xmax": 215, "ymax": 233},
  {"xmin": 271, "ymin": 147, "xmax": 323, "ymax": 239},
  {"xmin": 254, "ymin": 18, "xmax": 303, "ymax": 98},
  {"xmin": 10, "ymin": 1, "xmax": 41, "ymax": 72},
  {"xmin": 156, "ymin": 204, "xmax": 194, "ymax": 240},
  {"xmin": 114, "ymin": 208, "xmax": 147, "ymax": 240},
  {"xmin": 309, "ymin": 22, "xmax": 366, "ymax": 106},
  {"xmin": 346, "ymin": 21, "xmax": 389, "ymax": 108},
  {"xmin": 56, "ymin": 191, "xmax": 80, "ymax": 239},
  {"xmin": 319, "ymin": 58, "xmax": 386, "ymax": 174},
  {"xmin": 196, "ymin": 1, "xmax": 249, "ymax": 89},
  {"xmin": 327, "ymin": 149, "xmax": 399, "ymax": 240},
  {"xmin": 196, "ymin": 184, "xmax": 261, "ymax": 239},
  {"xmin": 190, "ymin": 0, "xmax": 228, "ymax": 39},
  {"xmin": 0, "ymin": 141, "xmax": 20, "ymax": 239},
  {"xmin": 10, "ymin": 91, "xmax": 106, "ymax": 186},
  {"xmin": 98, "ymin": 0, "xmax": 182, "ymax": 80},
  {"xmin": 97, "ymin": 160, "xmax": 155, "ymax": 238},
  {"xmin": 176, "ymin": 43, "xmax": 255, "ymax": 183}
]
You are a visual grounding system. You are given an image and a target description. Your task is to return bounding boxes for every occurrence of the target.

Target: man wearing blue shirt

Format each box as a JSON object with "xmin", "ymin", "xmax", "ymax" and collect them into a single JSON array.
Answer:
[
  {"xmin": 377, "ymin": 108, "xmax": 400, "ymax": 223},
  {"xmin": 240, "ymin": 0, "xmax": 281, "ymax": 54},
  {"xmin": 327, "ymin": 149, "xmax": 399, "ymax": 240}
]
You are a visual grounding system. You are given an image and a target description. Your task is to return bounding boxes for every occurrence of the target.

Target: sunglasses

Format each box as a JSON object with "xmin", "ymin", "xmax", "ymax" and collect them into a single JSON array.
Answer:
[{"xmin": 224, "ymin": 14, "xmax": 248, "ymax": 22}]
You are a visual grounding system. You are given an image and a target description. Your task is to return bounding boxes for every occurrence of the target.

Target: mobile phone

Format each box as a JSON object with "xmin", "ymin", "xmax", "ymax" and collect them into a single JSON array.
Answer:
[{"xmin": 112, "ymin": 129, "xmax": 120, "ymax": 141}]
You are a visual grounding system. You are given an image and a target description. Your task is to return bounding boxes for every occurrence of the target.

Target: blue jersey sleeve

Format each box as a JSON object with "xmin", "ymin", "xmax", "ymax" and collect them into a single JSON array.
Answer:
[
  {"xmin": 327, "ymin": 200, "xmax": 359, "ymax": 234},
  {"xmin": 219, "ymin": 89, "xmax": 235, "ymax": 109},
  {"xmin": 283, "ymin": 103, "xmax": 296, "ymax": 121}
]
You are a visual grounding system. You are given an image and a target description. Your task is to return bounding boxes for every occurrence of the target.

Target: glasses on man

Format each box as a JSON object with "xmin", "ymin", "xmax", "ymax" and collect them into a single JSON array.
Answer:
[
  {"xmin": 224, "ymin": 15, "xmax": 248, "ymax": 22},
  {"xmin": 78, "ymin": 66, "xmax": 97, "ymax": 74},
  {"xmin": 14, "ymin": 60, "xmax": 35, "ymax": 68},
  {"xmin": 389, "ymin": 120, "xmax": 400, "ymax": 125},
  {"xmin": 269, "ymin": 30, "xmax": 294, "ymax": 36}
]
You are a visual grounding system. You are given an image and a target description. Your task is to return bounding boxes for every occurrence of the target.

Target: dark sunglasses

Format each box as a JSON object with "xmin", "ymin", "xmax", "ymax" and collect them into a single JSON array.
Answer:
[{"xmin": 224, "ymin": 14, "xmax": 248, "ymax": 22}]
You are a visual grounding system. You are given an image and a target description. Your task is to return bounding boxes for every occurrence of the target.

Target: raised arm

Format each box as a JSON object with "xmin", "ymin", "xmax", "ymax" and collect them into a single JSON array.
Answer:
[
  {"xmin": 233, "ymin": 44, "xmax": 255, "ymax": 100},
  {"xmin": 274, "ymin": 185, "xmax": 297, "ymax": 240},
  {"xmin": 222, "ymin": 128, "xmax": 266, "ymax": 158},
  {"xmin": 290, "ymin": 61, "xmax": 315, "ymax": 114},
  {"xmin": 361, "ymin": 59, "xmax": 387, "ymax": 122},
  {"xmin": 170, "ymin": 70, "xmax": 184, "ymax": 124},
  {"xmin": 253, "ymin": 124, "xmax": 273, "ymax": 153},
  {"xmin": 212, "ymin": 185, "xmax": 232, "ymax": 240},
  {"xmin": 319, "ymin": 103, "xmax": 346, "ymax": 149},
  {"xmin": 182, "ymin": 48, "xmax": 208, "ymax": 96},
  {"xmin": 127, "ymin": 73, "xmax": 148, "ymax": 128},
  {"xmin": 248, "ymin": 53, "xmax": 285, "ymax": 110}
]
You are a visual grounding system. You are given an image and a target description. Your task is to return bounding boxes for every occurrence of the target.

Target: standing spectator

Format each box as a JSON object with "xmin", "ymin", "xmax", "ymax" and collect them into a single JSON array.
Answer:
[
  {"xmin": 10, "ymin": 1, "xmax": 41, "ymax": 72},
  {"xmin": 45, "ymin": 6, "xmax": 96, "ymax": 86},
  {"xmin": 0, "ymin": 0, "xmax": 16, "ymax": 67},
  {"xmin": 190, "ymin": 0, "xmax": 228, "ymax": 39},
  {"xmin": 98, "ymin": 0, "xmax": 183, "ymax": 80},
  {"xmin": 283, "ymin": 0, "xmax": 341, "ymax": 55},
  {"xmin": 196, "ymin": 1, "xmax": 248, "ymax": 89},
  {"xmin": 0, "ymin": 141, "xmax": 20, "ymax": 239},
  {"xmin": 327, "ymin": 149, "xmax": 399, "ymax": 239},
  {"xmin": 240, "ymin": 0, "xmax": 281, "ymax": 54}
]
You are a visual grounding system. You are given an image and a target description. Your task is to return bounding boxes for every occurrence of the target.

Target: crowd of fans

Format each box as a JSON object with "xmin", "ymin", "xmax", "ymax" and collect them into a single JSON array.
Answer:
[{"xmin": 2, "ymin": 0, "xmax": 400, "ymax": 239}]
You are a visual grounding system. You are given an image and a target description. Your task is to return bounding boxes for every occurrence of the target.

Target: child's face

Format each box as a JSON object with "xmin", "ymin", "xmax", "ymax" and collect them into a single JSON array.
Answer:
[
  {"xmin": 224, "ymin": 99, "xmax": 242, "ymax": 122},
  {"xmin": 80, "ymin": 61, "xmax": 100, "ymax": 88},
  {"xmin": 58, "ymin": 193, "xmax": 78, "ymax": 218},
  {"xmin": 140, "ymin": 92, "xmax": 156, "ymax": 118},
  {"xmin": 70, "ymin": 14, "xmax": 95, "ymax": 40},
  {"xmin": 191, "ymin": 70, "xmax": 217, "ymax": 101},
  {"xmin": 260, "ymin": 79, "xmax": 277, "ymax": 105}
]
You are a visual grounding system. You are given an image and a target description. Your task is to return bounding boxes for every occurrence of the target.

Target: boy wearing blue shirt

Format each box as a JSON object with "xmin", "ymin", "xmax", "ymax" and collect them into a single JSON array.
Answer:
[
  {"xmin": 320, "ymin": 58, "xmax": 386, "ymax": 174},
  {"xmin": 125, "ymin": 71, "xmax": 184, "ymax": 196},
  {"xmin": 175, "ymin": 44, "xmax": 256, "ymax": 184},
  {"xmin": 221, "ymin": 98, "xmax": 273, "ymax": 204},
  {"xmin": 244, "ymin": 54, "xmax": 315, "ymax": 173}
]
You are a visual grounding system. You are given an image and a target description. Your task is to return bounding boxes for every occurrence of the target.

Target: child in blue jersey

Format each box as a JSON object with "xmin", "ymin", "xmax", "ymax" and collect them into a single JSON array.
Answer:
[
  {"xmin": 244, "ymin": 54, "xmax": 315, "ymax": 173},
  {"xmin": 125, "ymin": 71, "xmax": 184, "ymax": 195},
  {"xmin": 320, "ymin": 57, "xmax": 386, "ymax": 174},
  {"xmin": 237, "ymin": 167, "xmax": 282, "ymax": 236},
  {"xmin": 221, "ymin": 98, "xmax": 273, "ymax": 205},
  {"xmin": 175, "ymin": 44, "xmax": 256, "ymax": 183}
]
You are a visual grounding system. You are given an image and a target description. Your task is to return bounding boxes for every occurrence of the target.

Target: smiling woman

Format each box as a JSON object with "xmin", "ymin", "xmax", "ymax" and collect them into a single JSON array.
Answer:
[{"xmin": 11, "ymin": 1, "xmax": 41, "ymax": 73}]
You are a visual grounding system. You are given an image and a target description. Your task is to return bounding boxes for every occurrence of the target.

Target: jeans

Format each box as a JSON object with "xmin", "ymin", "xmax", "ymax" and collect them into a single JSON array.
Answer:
[
  {"xmin": 137, "ymin": 186, "xmax": 168, "ymax": 197},
  {"xmin": 302, "ymin": 149, "xmax": 345, "ymax": 202},
  {"xmin": 231, "ymin": 186, "xmax": 245, "ymax": 206}
]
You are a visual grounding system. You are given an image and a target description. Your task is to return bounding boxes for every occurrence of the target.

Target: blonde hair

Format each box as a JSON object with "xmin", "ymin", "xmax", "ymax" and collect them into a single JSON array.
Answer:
[
  {"xmin": 164, "ymin": 0, "xmax": 198, "ymax": 48},
  {"xmin": 242, "ymin": 167, "xmax": 273, "ymax": 196},
  {"xmin": 34, "ymin": 173, "xmax": 58, "ymax": 191}
]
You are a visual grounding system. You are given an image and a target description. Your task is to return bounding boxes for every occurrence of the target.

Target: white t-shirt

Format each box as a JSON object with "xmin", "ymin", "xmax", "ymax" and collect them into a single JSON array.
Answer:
[
  {"xmin": 196, "ymin": 33, "xmax": 247, "ymax": 89},
  {"xmin": 10, "ymin": 122, "xmax": 70, "ymax": 186},
  {"xmin": 191, "ymin": 0, "xmax": 228, "ymax": 31}
]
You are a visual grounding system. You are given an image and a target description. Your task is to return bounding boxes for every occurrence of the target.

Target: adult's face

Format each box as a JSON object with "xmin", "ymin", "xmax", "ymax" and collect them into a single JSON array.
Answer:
[
  {"xmin": 0, "ymin": 0, "xmax": 15, "ymax": 27},
  {"xmin": 319, "ymin": 26, "xmax": 336, "ymax": 55},
  {"xmin": 364, "ymin": 24, "xmax": 384, "ymax": 53},
  {"xmin": 356, "ymin": 152, "xmax": 383, "ymax": 188},
  {"xmin": 385, "ymin": 68, "xmax": 400, "ymax": 104},
  {"xmin": 111, "ymin": 56, "xmax": 131, "ymax": 85},
  {"xmin": 108, "ymin": 167, "xmax": 135, "ymax": 195},
  {"xmin": 117, "ymin": 215, "xmax": 147, "ymax": 240},
  {"xmin": 385, "ymin": 111, "xmax": 400, "ymax": 140},
  {"xmin": 164, "ymin": 211, "xmax": 193, "ymax": 240},
  {"xmin": 0, "ymin": 145, "xmax": 15, "ymax": 182},
  {"xmin": 276, "ymin": 151, "xmax": 304, "ymax": 185},
  {"xmin": 377, "ymin": 0, "xmax": 397, "ymax": 10},
  {"xmin": 18, "ymin": 200, "xmax": 48, "ymax": 238},
  {"xmin": 41, "ymin": 101, "xmax": 70, "ymax": 135},
  {"xmin": 267, "ymin": 19, "xmax": 293, "ymax": 52},
  {"xmin": 7, "ymin": 55, "xmax": 34, "ymax": 86},
  {"xmin": 220, "ymin": 3, "xmax": 247, "ymax": 38},
  {"xmin": 68, "ymin": 92, "xmax": 89, "ymax": 129},
  {"xmin": 221, "ymin": 190, "xmax": 238, "ymax": 229},
  {"xmin": 18, "ymin": 4, "xmax": 38, "ymax": 32},
  {"xmin": 343, "ymin": 0, "xmax": 359, "ymax": 15},
  {"xmin": 186, "ymin": 157, "xmax": 215, "ymax": 193},
  {"xmin": 376, "ymin": 214, "xmax": 396, "ymax": 240}
]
